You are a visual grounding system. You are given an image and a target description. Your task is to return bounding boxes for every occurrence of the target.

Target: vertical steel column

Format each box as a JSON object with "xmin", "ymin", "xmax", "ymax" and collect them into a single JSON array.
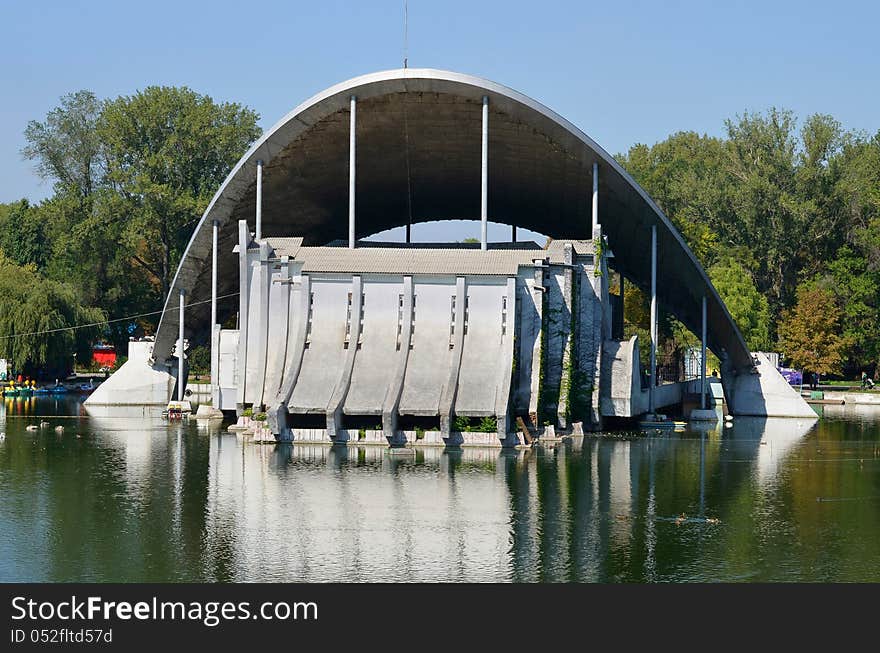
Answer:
[
  {"xmin": 406, "ymin": 223, "xmax": 411, "ymax": 243},
  {"xmin": 511, "ymin": 225, "xmax": 517, "ymax": 242},
  {"xmin": 649, "ymin": 224, "xmax": 657, "ymax": 414},
  {"xmin": 701, "ymin": 295, "xmax": 707, "ymax": 410},
  {"xmin": 592, "ymin": 161, "xmax": 599, "ymax": 233},
  {"xmin": 236, "ymin": 220, "xmax": 250, "ymax": 411},
  {"xmin": 349, "ymin": 95, "xmax": 357, "ymax": 249},
  {"xmin": 480, "ymin": 95, "xmax": 489, "ymax": 251},
  {"xmin": 178, "ymin": 288, "xmax": 185, "ymax": 402},
  {"xmin": 210, "ymin": 220, "xmax": 219, "ymax": 398},
  {"xmin": 255, "ymin": 160, "xmax": 263, "ymax": 241}
]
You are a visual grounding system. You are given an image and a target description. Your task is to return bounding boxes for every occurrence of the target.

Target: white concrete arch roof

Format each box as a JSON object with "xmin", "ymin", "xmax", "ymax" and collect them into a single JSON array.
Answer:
[{"xmin": 152, "ymin": 68, "xmax": 752, "ymax": 370}]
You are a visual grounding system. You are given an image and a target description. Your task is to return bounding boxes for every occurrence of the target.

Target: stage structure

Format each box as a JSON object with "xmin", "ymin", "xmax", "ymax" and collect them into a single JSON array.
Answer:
[{"xmin": 86, "ymin": 69, "xmax": 816, "ymax": 442}]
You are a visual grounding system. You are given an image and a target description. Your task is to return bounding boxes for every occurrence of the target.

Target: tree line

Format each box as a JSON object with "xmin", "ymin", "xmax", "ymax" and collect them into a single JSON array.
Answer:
[
  {"xmin": 618, "ymin": 109, "xmax": 880, "ymax": 378},
  {"xmin": 2, "ymin": 89, "xmax": 878, "ymax": 378}
]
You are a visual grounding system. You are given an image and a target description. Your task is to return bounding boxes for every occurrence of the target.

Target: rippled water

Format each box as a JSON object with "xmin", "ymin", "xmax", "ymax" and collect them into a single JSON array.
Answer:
[{"xmin": 1, "ymin": 397, "xmax": 878, "ymax": 582}]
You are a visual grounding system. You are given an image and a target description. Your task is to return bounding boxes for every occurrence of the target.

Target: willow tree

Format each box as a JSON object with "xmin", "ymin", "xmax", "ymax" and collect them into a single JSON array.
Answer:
[{"xmin": 0, "ymin": 255, "xmax": 104, "ymax": 374}]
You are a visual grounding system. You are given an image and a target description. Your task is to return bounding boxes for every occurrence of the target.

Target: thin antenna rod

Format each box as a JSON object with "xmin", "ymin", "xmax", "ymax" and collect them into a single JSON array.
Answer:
[{"xmin": 403, "ymin": 1, "xmax": 408, "ymax": 68}]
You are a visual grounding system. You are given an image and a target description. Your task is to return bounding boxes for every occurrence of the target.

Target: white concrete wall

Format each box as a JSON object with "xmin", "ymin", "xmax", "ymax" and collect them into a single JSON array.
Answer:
[
  {"xmin": 244, "ymin": 258, "xmax": 269, "ymax": 405},
  {"xmin": 455, "ymin": 279, "xmax": 509, "ymax": 416},
  {"xmin": 398, "ymin": 279, "xmax": 456, "ymax": 415},
  {"xmin": 260, "ymin": 259, "xmax": 291, "ymax": 406},
  {"xmin": 344, "ymin": 277, "xmax": 403, "ymax": 415},
  {"xmin": 289, "ymin": 277, "xmax": 351, "ymax": 412},
  {"xmin": 217, "ymin": 330, "xmax": 240, "ymax": 410}
]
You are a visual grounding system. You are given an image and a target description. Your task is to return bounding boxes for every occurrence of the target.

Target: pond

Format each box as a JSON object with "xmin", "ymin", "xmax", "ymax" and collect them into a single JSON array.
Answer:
[{"xmin": 0, "ymin": 398, "xmax": 876, "ymax": 582}]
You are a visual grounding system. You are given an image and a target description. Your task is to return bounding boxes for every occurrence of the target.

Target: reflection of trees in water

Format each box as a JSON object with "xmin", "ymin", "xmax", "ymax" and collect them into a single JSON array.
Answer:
[
  {"xmin": 36, "ymin": 416, "xmax": 215, "ymax": 581},
  {"xmin": 503, "ymin": 429, "xmax": 784, "ymax": 582}
]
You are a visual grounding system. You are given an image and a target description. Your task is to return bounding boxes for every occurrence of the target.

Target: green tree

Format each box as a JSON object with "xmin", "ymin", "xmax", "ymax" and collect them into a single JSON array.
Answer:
[
  {"xmin": 620, "ymin": 132, "xmax": 727, "ymax": 266},
  {"xmin": 0, "ymin": 199, "xmax": 49, "ymax": 269},
  {"xmin": 99, "ymin": 86, "xmax": 260, "ymax": 299},
  {"xmin": 0, "ymin": 255, "xmax": 104, "ymax": 373},
  {"xmin": 814, "ymin": 246, "xmax": 880, "ymax": 374},
  {"xmin": 778, "ymin": 285, "xmax": 850, "ymax": 375},
  {"xmin": 20, "ymin": 87, "xmax": 260, "ymax": 351},
  {"xmin": 187, "ymin": 345, "xmax": 211, "ymax": 375},
  {"xmin": 619, "ymin": 108, "xmax": 861, "ymax": 347},
  {"xmin": 22, "ymin": 90, "xmax": 104, "ymax": 199},
  {"xmin": 709, "ymin": 257, "xmax": 771, "ymax": 351}
]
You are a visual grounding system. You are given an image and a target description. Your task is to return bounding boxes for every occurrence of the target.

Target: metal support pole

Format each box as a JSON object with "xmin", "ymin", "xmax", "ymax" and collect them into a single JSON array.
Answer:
[
  {"xmin": 649, "ymin": 224, "xmax": 657, "ymax": 415},
  {"xmin": 210, "ymin": 220, "xmax": 218, "ymax": 397},
  {"xmin": 592, "ymin": 161, "xmax": 599, "ymax": 233},
  {"xmin": 255, "ymin": 160, "xmax": 263, "ymax": 241},
  {"xmin": 701, "ymin": 295, "xmax": 707, "ymax": 410},
  {"xmin": 480, "ymin": 95, "xmax": 489, "ymax": 251},
  {"xmin": 211, "ymin": 221, "xmax": 218, "ymax": 336},
  {"xmin": 511, "ymin": 225, "xmax": 517, "ymax": 242},
  {"xmin": 349, "ymin": 95, "xmax": 356, "ymax": 249},
  {"xmin": 178, "ymin": 288, "xmax": 185, "ymax": 402},
  {"xmin": 405, "ymin": 223, "xmax": 411, "ymax": 243}
]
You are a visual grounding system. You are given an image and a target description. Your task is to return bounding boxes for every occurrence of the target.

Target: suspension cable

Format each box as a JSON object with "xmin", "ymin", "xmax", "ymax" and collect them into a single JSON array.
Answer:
[{"xmin": 0, "ymin": 292, "xmax": 239, "ymax": 341}]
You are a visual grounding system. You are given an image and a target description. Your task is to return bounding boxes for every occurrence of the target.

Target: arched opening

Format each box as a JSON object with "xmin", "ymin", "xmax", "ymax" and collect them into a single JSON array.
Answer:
[{"xmin": 366, "ymin": 219, "xmax": 549, "ymax": 247}]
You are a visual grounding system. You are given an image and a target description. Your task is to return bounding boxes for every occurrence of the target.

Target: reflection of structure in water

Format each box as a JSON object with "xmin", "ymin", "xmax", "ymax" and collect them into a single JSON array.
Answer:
[{"xmin": 195, "ymin": 414, "xmax": 816, "ymax": 581}]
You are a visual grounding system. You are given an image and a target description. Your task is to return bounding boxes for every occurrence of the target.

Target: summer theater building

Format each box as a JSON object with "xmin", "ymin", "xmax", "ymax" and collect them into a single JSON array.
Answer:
[{"xmin": 86, "ymin": 69, "xmax": 816, "ymax": 442}]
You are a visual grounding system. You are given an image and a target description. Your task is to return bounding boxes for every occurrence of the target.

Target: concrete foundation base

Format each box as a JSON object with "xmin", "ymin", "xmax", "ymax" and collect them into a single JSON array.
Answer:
[
  {"xmin": 195, "ymin": 404, "xmax": 224, "ymax": 419},
  {"xmin": 726, "ymin": 352, "xmax": 817, "ymax": 418},
  {"xmin": 689, "ymin": 408, "xmax": 719, "ymax": 422},
  {"xmin": 85, "ymin": 341, "xmax": 174, "ymax": 406}
]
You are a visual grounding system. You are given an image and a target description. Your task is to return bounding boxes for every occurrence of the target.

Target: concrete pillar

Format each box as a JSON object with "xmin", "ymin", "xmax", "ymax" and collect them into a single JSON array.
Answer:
[
  {"xmin": 178, "ymin": 288, "xmax": 185, "ymax": 402},
  {"xmin": 383, "ymin": 276, "xmax": 414, "ymax": 443},
  {"xmin": 248, "ymin": 242, "xmax": 271, "ymax": 409},
  {"xmin": 587, "ymin": 229, "xmax": 605, "ymax": 431},
  {"xmin": 349, "ymin": 95, "xmax": 356, "ymax": 249},
  {"xmin": 701, "ymin": 295, "xmax": 707, "ymax": 410},
  {"xmin": 592, "ymin": 162, "xmax": 599, "ymax": 233},
  {"xmin": 495, "ymin": 277, "xmax": 518, "ymax": 445},
  {"xmin": 527, "ymin": 261, "xmax": 545, "ymax": 425},
  {"xmin": 649, "ymin": 224, "xmax": 657, "ymax": 415},
  {"xmin": 557, "ymin": 243, "xmax": 575, "ymax": 429},
  {"xmin": 326, "ymin": 276, "xmax": 363, "ymax": 440},
  {"xmin": 255, "ymin": 160, "xmax": 263, "ymax": 241},
  {"xmin": 267, "ymin": 275, "xmax": 311, "ymax": 440},
  {"xmin": 440, "ymin": 277, "xmax": 468, "ymax": 440},
  {"xmin": 480, "ymin": 95, "xmax": 489, "ymax": 251}
]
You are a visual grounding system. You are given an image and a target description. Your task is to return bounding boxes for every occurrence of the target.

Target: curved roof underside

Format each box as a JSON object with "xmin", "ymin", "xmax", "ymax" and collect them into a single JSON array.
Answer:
[{"xmin": 153, "ymin": 68, "xmax": 752, "ymax": 370}]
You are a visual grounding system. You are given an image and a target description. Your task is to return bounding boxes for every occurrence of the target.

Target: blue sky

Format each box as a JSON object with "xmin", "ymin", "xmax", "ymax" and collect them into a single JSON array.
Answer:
[{"xmin": 1, "ymin": 0, "xmax": 877, "ymax": 239}]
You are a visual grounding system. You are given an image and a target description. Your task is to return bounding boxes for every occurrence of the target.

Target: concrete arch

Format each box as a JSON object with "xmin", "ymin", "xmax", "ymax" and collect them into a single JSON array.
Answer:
[{"xmin": 152, "ymin": 68, "xmax": 752, "ymax": 372}]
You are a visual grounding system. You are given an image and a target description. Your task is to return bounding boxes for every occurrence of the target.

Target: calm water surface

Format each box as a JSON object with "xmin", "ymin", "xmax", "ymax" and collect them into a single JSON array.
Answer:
[{"xmin": 1, "ymin": 397, "xmax": 878, "ymax": 582}]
